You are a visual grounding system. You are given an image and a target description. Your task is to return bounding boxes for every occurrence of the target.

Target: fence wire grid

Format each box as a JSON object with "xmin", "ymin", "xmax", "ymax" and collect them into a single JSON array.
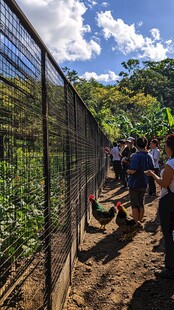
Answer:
[{"xmin": 0, "ymin": 0, "xmax": 110, "ymax": 309}]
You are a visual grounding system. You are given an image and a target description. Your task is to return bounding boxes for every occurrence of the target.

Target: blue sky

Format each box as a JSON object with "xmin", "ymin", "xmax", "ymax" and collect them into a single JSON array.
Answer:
[{"xmin": 16, "ymin": 0, "xmax": 174, "ymax": 84}]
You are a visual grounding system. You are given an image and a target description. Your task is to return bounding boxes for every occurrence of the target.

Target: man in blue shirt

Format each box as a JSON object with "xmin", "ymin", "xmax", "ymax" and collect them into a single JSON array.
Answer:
[
  {"xmin": 121, "ymin": 137, "xmax": 137, "ymax": 188},
  {"xmin": 127, "ymin": 137, "xmax": 154, "ymax": 225}
]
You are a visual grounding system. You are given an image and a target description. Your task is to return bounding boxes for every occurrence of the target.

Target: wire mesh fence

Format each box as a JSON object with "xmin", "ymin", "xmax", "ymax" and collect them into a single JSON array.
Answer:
[{"xmin": 0, "ymin": 0, "xmax": 110, "ymax": 309}]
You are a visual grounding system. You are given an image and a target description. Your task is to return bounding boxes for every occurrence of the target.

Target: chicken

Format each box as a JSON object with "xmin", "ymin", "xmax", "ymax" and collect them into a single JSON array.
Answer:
[
  {"xmin": 89, "ymin": 195, "xmax": 116, "ymax": 230},
  {"xmin": 115, "ymin": 201, "xmax": 140, "ymax": 240}
]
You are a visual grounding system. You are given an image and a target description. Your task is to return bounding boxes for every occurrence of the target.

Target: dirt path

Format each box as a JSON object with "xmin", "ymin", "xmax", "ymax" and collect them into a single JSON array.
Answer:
[{"xmin": 64, "ymin": 169, "xmax": 174, "ymax": 310}]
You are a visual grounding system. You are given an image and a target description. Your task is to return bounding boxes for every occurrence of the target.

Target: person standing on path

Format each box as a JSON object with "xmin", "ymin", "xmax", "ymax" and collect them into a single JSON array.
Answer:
[
  {"xmin": 127, "ymin": 137, "xmax": 154, "ymax": 224},
  {"xmin": 145, "ymin": 134, "xmax": 174, "ymax": 279},
  {"xmin": 121, "ymin": 137, "xmax": 137, "ymax": 189},
  {"xmin": 110, "ymin": 142, "xmax": 122, "ymax": 181},
  {"xmin": 148, "ymin": 138, "xmax": 160, "ymax": 196}
]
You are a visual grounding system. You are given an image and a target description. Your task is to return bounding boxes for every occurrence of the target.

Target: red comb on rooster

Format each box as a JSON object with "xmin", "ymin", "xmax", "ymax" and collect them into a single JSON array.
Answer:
[
  {"xmin": 116, "ymin": 201, "xmax": 122, "ymax": 210},
  {"xmin": 89, "ymin": 195, "xmax": 95, "ymax": 202}
]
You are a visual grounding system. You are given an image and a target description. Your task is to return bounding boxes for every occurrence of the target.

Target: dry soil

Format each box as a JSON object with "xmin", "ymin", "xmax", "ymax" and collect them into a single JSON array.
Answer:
[{"xmin": 64, "ymin": 168, "xmax": 174, "ymax": 310}]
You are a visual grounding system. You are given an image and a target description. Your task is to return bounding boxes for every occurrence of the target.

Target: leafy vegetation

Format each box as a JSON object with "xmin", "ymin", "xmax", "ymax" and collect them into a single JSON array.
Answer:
[
  {"xmin": 0, "ymin": 79, "xmax": 66, "ymax": 265},
  {"xmin": 0, "ymin": 153, "xmax": 44, "ymax": 262},
  {"xmin": 63, "ymin": 58, "xmax": 174, "ymax": 140}
]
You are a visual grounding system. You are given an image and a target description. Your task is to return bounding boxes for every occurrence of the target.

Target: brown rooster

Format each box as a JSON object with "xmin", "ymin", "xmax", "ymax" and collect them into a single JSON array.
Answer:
[
  {"xmin": 115, "ymin": 201, "xmax": 141, "ymax": 240},
  {"xmin": 89, "ymin": 195, "xmax": 116, "ymax": 230}
]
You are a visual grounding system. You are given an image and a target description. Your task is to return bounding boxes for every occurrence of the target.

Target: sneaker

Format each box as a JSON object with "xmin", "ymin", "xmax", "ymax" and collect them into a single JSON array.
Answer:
[
  {"xmin": 135, "ymin": 221, "xmax": 144, "ymax": 231},
  {"xmin": 155, "ymin": 268, "xmax": 174, "ymax": 279}
]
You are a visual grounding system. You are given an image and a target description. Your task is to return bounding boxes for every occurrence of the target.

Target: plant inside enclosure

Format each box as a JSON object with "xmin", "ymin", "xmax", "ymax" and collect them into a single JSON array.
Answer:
[
  {"xmin": 0, "ymin": 150, "xmax": 44, "ymax": 264},
  {"xmin": 0, "ymin": 144, "xmax": 69, "ymax": 267}
]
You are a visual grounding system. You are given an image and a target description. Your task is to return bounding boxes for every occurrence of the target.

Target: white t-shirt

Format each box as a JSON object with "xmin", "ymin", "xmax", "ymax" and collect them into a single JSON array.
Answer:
[
  {"xmin": 160, "ymin": 157, "xmax": 174, "ymax": 198},
  {"xmin": 150, "ymin": 147, "xmax": 160, "ymax": 168},
  {"xmin": 111, "ymin": 146, "xmax": 121, "ymax": 161}
]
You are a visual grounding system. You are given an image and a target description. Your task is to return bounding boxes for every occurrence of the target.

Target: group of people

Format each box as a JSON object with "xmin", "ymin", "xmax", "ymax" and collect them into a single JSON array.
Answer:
[
  {"xmin": 109, "ymin": 137, "xmax": 135, "ymax": 186},
  {"xmin": 108, "ymin": 134, "xmax": 174, "ymax": 279},
  {"xmin": 110, "ymin": 136, "xmax": 160, "ymax": 195}
]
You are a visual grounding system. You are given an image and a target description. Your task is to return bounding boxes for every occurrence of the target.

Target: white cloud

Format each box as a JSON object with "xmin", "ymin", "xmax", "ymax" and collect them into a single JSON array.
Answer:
[
  {"xmin": 81, "ymin": 70, "xmax": 119, "ymax": 82},
  {"xmin": 150, "ymin": 28, "xmax": 160, "ymax": 41},
  {"xmin": 96, "ymin": 10, "xmax": 174, "ymax": 61},
  {"xmin": 20, "ymin": 0, "xmax": 49, "ymax": 6},
  {"xmin": 137, "ymin": 21, "xmax": 143, "ymax": 27},
  {"xmin": 101, "ymin": 2, "xmax": 109, "ymax": 8},
  {"xmin": 96, "ymin": 11, "xmax": 144, "ymax": 53},
  {"xmin": 140, "ymin": 41, "xmax": 168, "ymax": 61},
  {"xmin": 16, "ymin": 0, "xmax": 101, "ymax": 62},
  {"xmin": 86, "ymin": 0, "xmax": 97, "ymax": 8}
]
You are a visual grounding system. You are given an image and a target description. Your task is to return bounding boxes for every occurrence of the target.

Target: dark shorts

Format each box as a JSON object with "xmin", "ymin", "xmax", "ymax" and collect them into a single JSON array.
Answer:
[{"xmin": 129, "ymin": 188, "xmax": 146, "ymax": 209}]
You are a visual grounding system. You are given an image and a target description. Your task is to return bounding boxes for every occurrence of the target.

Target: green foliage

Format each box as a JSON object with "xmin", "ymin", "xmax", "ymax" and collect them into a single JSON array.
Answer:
[
  {"xmin": 0, "ymin": 78, "xmax": 68, "ymax": 265},
  {"xmin": 62, "ymin": 67, "xmax": 80, "ymax": 84},
  {"xmin": 64, "ymin": 59, "xmax": 174, "ymax": 140},
  {"xmin": 50, "ymin": 159, "xmax": 67, "ymax": 229},
  {"xmin": 0, "ymin": 146, "xmax": 67, "ymax": 264},
  {"xmin": 119, "ymin": 58, "xmax": 174, "ymax": 113},
  {"xmin": 0, "ymin": 154, "xmax": 44, "ymax": 262},
  {"xmin": 165, "ymin": 107, "xmax": 174, "ymax": 129}
]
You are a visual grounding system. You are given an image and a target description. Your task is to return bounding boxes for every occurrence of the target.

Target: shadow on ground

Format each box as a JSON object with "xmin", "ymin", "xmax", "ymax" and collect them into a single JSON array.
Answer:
[
  {"xmin": 78, "ymin": 228, "xmax": 130, "ymax": 265},
  {"xmin": 99, "ymin": 178, "xmax": 130, "ymax": 206},
  {"xmin": 128, "ymin": 278, "xmax": 174, "ymax": 310}
]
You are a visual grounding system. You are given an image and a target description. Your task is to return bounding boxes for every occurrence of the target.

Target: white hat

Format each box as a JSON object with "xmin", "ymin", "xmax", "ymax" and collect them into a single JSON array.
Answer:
[{"xmin": 127, "ymin": 136, "xmax": 135, "ymax": 141}]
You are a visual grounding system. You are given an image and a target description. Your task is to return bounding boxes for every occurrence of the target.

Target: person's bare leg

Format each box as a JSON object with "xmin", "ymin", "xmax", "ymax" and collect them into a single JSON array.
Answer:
[
  {"xmin": 132, "ymin": 208, "xmax": 139, "ymax": 223},
  {"xmin": 139, "ymin": 207, "xmax": 144, "ymax": 222}
]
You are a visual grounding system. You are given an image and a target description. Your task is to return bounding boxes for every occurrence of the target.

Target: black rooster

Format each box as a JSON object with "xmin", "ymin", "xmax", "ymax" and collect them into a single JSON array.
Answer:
[{"xmin": 89, "ymin": 195, "xmax": 116, "ymax": 230}]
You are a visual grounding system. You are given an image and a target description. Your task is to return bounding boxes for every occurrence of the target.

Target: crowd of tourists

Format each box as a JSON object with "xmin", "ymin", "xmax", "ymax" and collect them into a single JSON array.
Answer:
[{"xmin": 106, "ymin": 134, "xmax": 174, "ymax": 279}]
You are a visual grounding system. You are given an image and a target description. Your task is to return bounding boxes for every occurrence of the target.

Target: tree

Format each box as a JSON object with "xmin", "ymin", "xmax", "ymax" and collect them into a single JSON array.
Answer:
[
  {"xmin": 118, "ymin": 58, "xmax": 174, "ymax": 113},
  {"xmin": 62, "ymin": 67, "xmax": 80, "ymax": 84},
  {"xmin": 62, "ymin": 60, "xmax": 174, "ymax": 140}
]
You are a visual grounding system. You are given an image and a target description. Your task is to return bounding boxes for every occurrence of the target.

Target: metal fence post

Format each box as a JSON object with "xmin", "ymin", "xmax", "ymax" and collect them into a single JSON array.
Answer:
[
  {"xmin": 64, "ymin": 81, "xmax": 72, "ymax": 284},
  {"xmin": 73, "ymin": 92, "xmax": 79, "ymax": 256},
  {"xmin": 41, "ymin": 50, "xmax": 52, "ymax": 310},
  {"xmin": 85, "ymin": 110, "xmax": 88, "ymax": 226},
  {"xmin": 0, "ymin": 136, "xmax": 4, "ymax": 161}
]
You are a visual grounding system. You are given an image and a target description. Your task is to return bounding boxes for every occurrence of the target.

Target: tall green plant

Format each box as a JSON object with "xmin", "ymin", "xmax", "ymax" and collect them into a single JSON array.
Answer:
[{"xmin": 0, "ymin": 151, "xmax": 44, "ymax": 263}]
